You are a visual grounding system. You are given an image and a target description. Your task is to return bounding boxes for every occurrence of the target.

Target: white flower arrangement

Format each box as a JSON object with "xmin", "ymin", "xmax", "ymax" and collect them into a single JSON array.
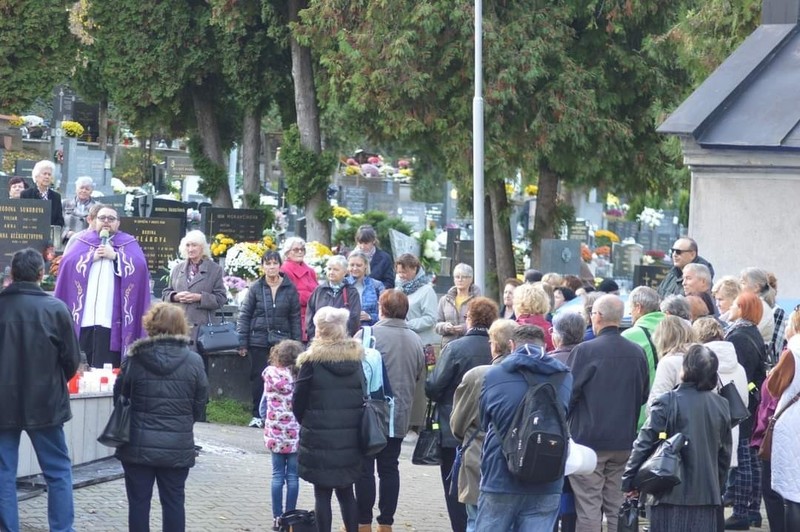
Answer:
[
  {"xmin": 637, "ymin": 207, "xmax": 665, "ymax": 230},
  {"xmin": 224, "ymin": 242, "xmax": 263, "ymax": 281}
]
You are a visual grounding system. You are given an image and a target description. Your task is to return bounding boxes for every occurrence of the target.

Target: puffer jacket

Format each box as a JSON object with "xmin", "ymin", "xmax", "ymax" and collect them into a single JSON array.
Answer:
[
  {"xmin": 0, "ymin": 282, "xmax": 81, "ymax": 430},
  {"xmin": 114, "ymin": 335, "xmax": 208, "ymax": 468},
  {"xmin": 622, "ymin": 384, "xmax": 732, "ymax": 507},
  {"xmin": 426, "ymin": 328, "xmax": 492, "ymax": 448},
  {"xmin": 238, "ymin": 275, "xmax": 302, "ymax": 348},
  {"xmin": 706, "ymin": 340, "xmax": 748, "ymax": 467},
  {"xmin": 434, "ymin": 284, "xmax": 481, "ymax": 347},
  {"xmin": 293, "ymin": 338, "xmax": 365, "ymax": 488},
  {"xmin": 349, "ymin": 275, "xmax": 384, "ymax": 326},
  {"xmin": 305, "ymin": 281, "xmax": 362, "ymax": 340}
]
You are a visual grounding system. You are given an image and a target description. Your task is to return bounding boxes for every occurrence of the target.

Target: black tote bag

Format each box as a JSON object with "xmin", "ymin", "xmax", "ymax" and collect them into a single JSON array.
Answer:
[
  {"xmin": 97, "ymin": 361, "xmax": 133, "ymax": 448},
  {"xmin": 412, "ymin": 400, "xmax": 441, "ymax": 466}
]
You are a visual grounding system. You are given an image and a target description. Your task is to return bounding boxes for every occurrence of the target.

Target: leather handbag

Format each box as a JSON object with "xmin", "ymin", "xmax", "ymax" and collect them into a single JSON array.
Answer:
[
  {"xmin": 633, "ymin": 391, "xmax": 686, "ymax": 494},
  {"xmin": 98, "ymin": 361, "xmax": 133, "ymax": 448},
  {"xmin": 759, "ymin": 390, "xmax": 800, "ymax": 460},
  {"xmin": 359, "ymin": 366, "xmax": 389, "ymax": 456},
  {"xmin": 262, "ymin": 285, "xmax": 290, "ymax": 346},
  {"xmin": 718, "ymin": 377, "xmax": 750, "ymax": 428},
  {"xmin": 412, "ymin": 400, "xmax": 442, "ymax": 466},
  {"xmin": 196, "ymin": 311, "xmax": 238, "ymax": 354},
  {"xmin": 616, "ymin": 497, "xmax": 640, "ymax": 532},
  {"xmin": 277, "ymin": 509, "xmax": 316, "ymax": 532}
]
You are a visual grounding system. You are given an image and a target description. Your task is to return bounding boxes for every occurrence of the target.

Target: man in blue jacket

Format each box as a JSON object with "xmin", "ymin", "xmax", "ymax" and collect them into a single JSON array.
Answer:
[{"xmin": 477, "ymin": 325, "xmax": 573, "ymax": 529}]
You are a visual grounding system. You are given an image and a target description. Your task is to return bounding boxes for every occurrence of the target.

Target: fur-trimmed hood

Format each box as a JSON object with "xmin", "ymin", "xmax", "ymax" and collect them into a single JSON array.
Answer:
[
  {"xmin": 126, "ymin": 334, "xmax": 193, "ymax": 376},
  {"xmin": 297, "ymin": 338, "xmax": 363, "ymax": 374}
]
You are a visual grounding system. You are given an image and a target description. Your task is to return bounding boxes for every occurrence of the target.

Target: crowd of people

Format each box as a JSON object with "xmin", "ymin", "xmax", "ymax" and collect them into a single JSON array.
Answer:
[{"xmin": 4, "ymin": 185, "xmax": 800, "ymax": 532}]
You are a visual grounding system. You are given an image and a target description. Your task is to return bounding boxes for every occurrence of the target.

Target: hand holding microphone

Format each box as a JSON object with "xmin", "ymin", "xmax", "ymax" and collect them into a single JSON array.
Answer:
[{"xmin": 94, "ymin": 229, "xmax": 116, "ymax": 262}]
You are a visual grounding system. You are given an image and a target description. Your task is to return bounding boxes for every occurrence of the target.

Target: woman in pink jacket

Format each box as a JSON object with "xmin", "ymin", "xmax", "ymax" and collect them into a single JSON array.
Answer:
[{"xmin": 280, "ymin": 237, "xmax": 318, "ymax": 341}]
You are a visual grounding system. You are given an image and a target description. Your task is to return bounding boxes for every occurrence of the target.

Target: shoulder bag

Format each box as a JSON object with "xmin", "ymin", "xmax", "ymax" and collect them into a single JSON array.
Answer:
[
  {"xmin": 758, "ymin": 390, "xmax": 800, "ymax": 460},
  {"xmin": 359, "ymin": 362, "xmax": 390, "ymax": 456},
  {"xmin": 98, "ymin": 360, "xmax": 133, "ymax": 448},
  {"xmin": 718, "ymin": 376, "xmax": 750, "ymax": 428},
  {"xmin": 261, "ymin": 284, "xmax": 289, "ymax": 345},
  {"xmin": 196, "ymin": 311, "xmax": 239, "ymax": 354},
  {"xmin": 412, "ymin": 400, "xmax": 442, "ymax": 465},
  {"xmin": 633, "ymin": 391, "xmax": 686, "ymax": 494},
  {"xmin": 277, "ymin": 509, "xmax": 316, "ymax": 532}
]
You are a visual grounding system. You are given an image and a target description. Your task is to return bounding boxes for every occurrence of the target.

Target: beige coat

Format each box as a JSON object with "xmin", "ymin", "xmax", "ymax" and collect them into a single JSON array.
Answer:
[{"xmin": 162, "ymin": 258, "xmax": 228, "ymax": 344}]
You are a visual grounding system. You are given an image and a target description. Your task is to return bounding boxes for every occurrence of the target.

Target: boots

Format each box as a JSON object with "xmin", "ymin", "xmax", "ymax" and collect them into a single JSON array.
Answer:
[{"xmin": 376, "ymin": 526, "xmax": 392, "ymax": 532}]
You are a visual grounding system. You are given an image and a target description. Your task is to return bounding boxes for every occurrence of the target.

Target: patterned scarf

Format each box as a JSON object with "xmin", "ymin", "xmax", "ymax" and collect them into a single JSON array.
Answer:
[
  {"xmin": 398, "ymin": 267, "xmax": 431, "ymax": 296},
  {"xmin": 725, "ymin": 318, "xmax": 755, "ymax": 337}
]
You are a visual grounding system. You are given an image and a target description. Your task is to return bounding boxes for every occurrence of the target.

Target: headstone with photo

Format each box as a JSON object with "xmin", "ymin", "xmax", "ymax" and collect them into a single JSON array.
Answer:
[
  {"xmin": 119, "ymin": 217, "xmax": 183, "ymax": 296},
  {"xmin": 0, "ymin": 199, "xmax": 52, "ymax": 271},
  {"xmin": 202, "ymin": 207, "xmax": 265, "ymax": 242},
  {"xmin": 341, "ymin": 186, "xmax": 368, "ymax": 215},
  {"xmin": 612, "ymin": 242, "xmax": 644, "ymax": 280},
  {"xmin": 634, "ymin": 264, "xmax": 672, "ymax": 290},
  {"xmin": 540, "ymin": 239, "xmax": 581, "ymax": 275}
]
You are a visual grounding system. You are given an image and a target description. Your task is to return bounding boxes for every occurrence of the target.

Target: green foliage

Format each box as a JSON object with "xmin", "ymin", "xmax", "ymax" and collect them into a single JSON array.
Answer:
[
  {"xmin": 677, "ymin": 189, "xmax": 690, "ymax": 227},
  {"xmin": 332, "ymin": 211, "xmax": 413, "ymax": 257},
  {"xmin": 280, "ymin": 124, "xmax": 337, "ymax": 207},
  {"xmin": 206, "ymin": 398, "xmax": 251, "ymax": 426},
  {"xmin": 114, "ymin": 148, "xmax": 163, "ymax": 186},
  {"xmin": 0, "ymin": 1, "xmax": 78, "ymax": 112},
  {"xmin": 187, "ymin": 134, "xmax": 228, "ymax": 199}
]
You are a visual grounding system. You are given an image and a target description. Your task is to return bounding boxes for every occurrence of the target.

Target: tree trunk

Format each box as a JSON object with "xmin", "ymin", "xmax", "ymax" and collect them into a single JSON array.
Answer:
[
  {"xmin": 98, "ymin": 99, "xmax": 108, "ymax": 150},
  {"xmin": 483, "ymin": 193, "xmax": 498, "ymax": 301},
  {"xmin": 242, "ymin": 108, "xmax": 261, "ymax": 209},
  {"xmin": 488, "ymin": 178, "xmax": 516, "ymax": 291},
  {"xmin": 530, "ymin": 161, "xmax": 559, "ymax": 269},
  {"xmin": 288, "ymin": 0, "xmax": 329, "ymax": 244},
  {"xmin": 192, "ymin": 88, "xmax": 233, "ymax": 208}
]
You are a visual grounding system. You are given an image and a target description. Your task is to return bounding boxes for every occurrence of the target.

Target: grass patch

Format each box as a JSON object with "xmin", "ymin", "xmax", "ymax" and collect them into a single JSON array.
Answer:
[{"xmin": 206, "ymin": 398, "xmax": 251, "ymax": 426}]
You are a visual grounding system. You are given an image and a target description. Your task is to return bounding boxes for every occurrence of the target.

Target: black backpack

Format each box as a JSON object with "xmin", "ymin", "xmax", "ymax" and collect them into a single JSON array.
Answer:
[{"xmin": 500, "ymin": 370, "xmax": 569, "ymax": 484}]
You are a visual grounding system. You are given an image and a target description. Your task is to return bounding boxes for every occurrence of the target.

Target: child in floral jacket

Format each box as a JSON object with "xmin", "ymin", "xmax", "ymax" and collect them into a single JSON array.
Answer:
[{"xmin": 262, "ymin": 340, "xmax": 304, "ymax": 530}]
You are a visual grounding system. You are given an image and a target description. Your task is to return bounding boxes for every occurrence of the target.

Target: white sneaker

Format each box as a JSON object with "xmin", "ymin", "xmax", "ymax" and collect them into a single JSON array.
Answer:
[
  {"xmin": 248, "ymin": 417, "xmax": 264, "ymax": 428},
  {"xmin": 403, "ymin": 430, "xmax": 418, "ymax": 443}
]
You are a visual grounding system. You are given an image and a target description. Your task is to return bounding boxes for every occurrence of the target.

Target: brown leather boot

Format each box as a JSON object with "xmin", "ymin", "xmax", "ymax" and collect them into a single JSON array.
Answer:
[{"xmin": 376, "ymin": 525, "xmax": 392, "ymax": 532}]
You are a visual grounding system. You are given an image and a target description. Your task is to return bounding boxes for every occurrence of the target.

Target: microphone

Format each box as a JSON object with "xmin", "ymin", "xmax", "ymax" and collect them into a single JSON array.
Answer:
[{"xmin": 99, "ymin": 228, "xmax": 109, "ymax": 246}]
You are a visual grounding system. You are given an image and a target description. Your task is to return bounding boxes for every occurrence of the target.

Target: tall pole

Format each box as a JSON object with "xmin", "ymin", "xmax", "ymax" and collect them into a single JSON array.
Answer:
[{"xmin": 473, "ymin": 0, "xmax": 485, "ymax": 293}]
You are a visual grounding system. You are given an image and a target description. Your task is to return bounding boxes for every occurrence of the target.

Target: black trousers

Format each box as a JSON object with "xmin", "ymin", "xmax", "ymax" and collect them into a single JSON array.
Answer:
[
  {"xmin": 249, "ymin": 349, "xmax": 269, "ymax": 417},
  {"xmin": 762, "ymin": 459, "xmax": 786, "ymax": 532},
  {"xmin": 80, "ymin": 325, "xmax": 121, "ymax": 368},
  {"xmin": 123, "ymin": 462, "xmax": 189, "ymax": 532},
  {"xmin": 439, "ymin": 446, "xmax": 467, "ymax": 532},
  {"xmin": 313, "ymin": 484, "xmax": 358, "ymax": 532},
  {"xmin": 355, "ymin": 437, "xmax": 403, "ymax": 525}
]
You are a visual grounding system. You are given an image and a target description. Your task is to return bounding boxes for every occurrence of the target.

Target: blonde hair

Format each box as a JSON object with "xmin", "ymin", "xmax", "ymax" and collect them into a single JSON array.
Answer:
[
  {"xmin": 513, "ymin": 283, "xmax": 551, "ymax": 316},
  {"xmin": 653, "ymin": 315, "xmax": 695, "ymax": 360},
  {"xmin": 712, "ymin": 276, "xmax": 740, "ymax": 303},
  {"xmin": 143, "ymin": 302, "xmax": 189, "ymax": 336},
  {"xmin": 489, "ymin": 319, "xmax": 518, "ymax": 357},
  {"xmin": 692, "ymin": 316, "xmax": 724, "ymax": 343}
]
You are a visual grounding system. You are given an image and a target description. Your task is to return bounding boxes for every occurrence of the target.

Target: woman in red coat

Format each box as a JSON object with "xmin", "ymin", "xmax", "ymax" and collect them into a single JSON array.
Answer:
[{"xmin": 280, "ymin": 237, "xmax": 318, "ymax": 341}]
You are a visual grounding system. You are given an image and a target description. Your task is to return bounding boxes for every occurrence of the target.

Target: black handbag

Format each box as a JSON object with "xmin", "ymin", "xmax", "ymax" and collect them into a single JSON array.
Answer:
[
  {"xmin": 262, "ymin": 285, "xmax": 291, "ymax": 346},
  {"xmin": 412, "ymin": 400, "xmax": 441, "ymax": 466},
  {"xmin": 633, "ymin": 391, "xmax": 686, "ymax": 494},
  {"xmin": 196, "ymin": 310, "xmax": 238, "ymax": 354},
  {"xmin": 277, "ymin": 509, "xmax": 316, "ymax": 532},
  {"xmin": 718, "ymin": 378, "xmax": 750, "ymax": 428},
  {"xmin": 97, "ymin": 361, "xmax": 133, "ymax": 448},
  {"xmin": 360, "ymin": 369, "xmax": 389, "ymax": 456},
  {"xmin": 617, "ymin": 497, "xmax": 640, "ymax": 532}
]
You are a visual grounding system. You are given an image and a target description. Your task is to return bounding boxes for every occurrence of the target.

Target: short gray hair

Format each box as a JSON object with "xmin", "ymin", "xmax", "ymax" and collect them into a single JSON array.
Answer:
[
  {"xmin": 32, "ymin": 160, "xmax": 55, "ymax": 180},
  {"xmin": 593, "ymin": 295, "xmax": 624, "ymax": 325},
  {"xmin": 347, "ymin": 249, "xmax": 371, "ymax": 275},
  {"xmin": 313, "ymin": 306, "xmax": 350, "ymax": 340},
  {"xmin": 660, "ymin": 295, "xmax": 691, "ymax": 321},
  {"xmin": 552, "ymin": 312, "xmax": 585, "ymax": 346},
  {"xmin": 282, "ymin": 236, "xmax": 306, "ymax": 258},
  {"xmin": 74, "ymin": 176, "xmax": 95, "ymax": 191},
  {"xmin": 326, "ymin": 254, "xmax": 348, "ymax": 270},
  {"xmin": 683, "ymin": 263, "xmax": 711, "ymax": 289},
  {"xmin": 629, "ymin": 286, "xmax": 661, "ymax": 314},
  {"xmin": 453, "ymin": 263, "xmax": 474, "ymax": 278},
  {"xmin": 179, "ymin": 230, "xmax": 211, "ymax": 259}
]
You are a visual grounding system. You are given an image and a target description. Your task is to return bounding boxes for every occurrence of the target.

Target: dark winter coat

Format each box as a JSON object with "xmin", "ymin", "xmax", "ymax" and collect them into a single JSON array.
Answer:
[
  {"xmin": 568, "ymin": 327, "xmax": 649, "ymax": 451},
  {"xmin": 21, "ymin": 186, "xmax": 65, "ymax": 227},
  {"xmin": 114, "ymin": 335, "xmax": 208, "ymax": 469},
  {"xmin": 622, "ymin": 384, "xmax": 732, "ymax": 506},
  {"xmin": 657, "ymin": 255, "xmax": 715, "ymax": 298},
  {"xmin": 293, "ymin": 338, "xmax": 365, "ymax": 488},
  {"xmin": 426, "ymin": 328, "xmax": 492, "ymax": 448},
  {"xmin": 237, "ymin": 275, "xmax": 302, "ymax": 348},
  {"xmin": 305, "ymin": 281, "xmax": 362, "ymax": 340},
  {"xmin": 0, "ymin": 282, "xmax": 80, "ymax": 430},
  {"xmin": 725, "ymin": 322, "xmax": 768, "ymax": 437},
  {"xmin": 369, "ymin": 248, "xmax": 395, "ymax": 289}
]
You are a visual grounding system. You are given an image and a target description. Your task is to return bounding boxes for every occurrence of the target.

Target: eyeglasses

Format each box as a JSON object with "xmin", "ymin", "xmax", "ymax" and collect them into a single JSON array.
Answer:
[
  {"xmin": 670, "ymin": 248, "xmax": 693, "ymax": 255},
  {"xmin": 97, "ymin": 215, "xmax": 118, "ymax": 222},
  {"xmin": 291, "ymin": 247, "xmax": 306, "ymax": 253}
]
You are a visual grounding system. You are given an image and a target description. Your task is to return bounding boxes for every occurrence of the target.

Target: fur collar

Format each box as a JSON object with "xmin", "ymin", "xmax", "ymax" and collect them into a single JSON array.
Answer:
[
  {"xmin": 127, "ymin": 334, "xmax": 191, "ymax": 357},
  {"xmin": 297, "ymin": 338, "xmax": 363, "ymax": 365}
]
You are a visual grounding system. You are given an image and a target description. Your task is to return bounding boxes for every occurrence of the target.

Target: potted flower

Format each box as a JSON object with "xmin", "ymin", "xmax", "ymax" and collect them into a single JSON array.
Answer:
[
  {"xmin": 593, "ymin": 229, "xmax": 620, "ymax": 248},
  {"xmin": 211, "ymin": 233, "xmax": 235, "ymax": 259},
  {"xmin": 61, "ymin": 120, "xmax": 85, "ymax": 138},
  {"xmin": 332, "ymin": 205, "xmax": 352, "ymax": 223},
  {"xmin": 637, "ymin": 207, "xmax": 665, "ymax": 231},
  {"xmin": 642, "ymin": 249, "xmax": 666, "ymax": 266},
  {"xmin": 416, "ymin": 229, "xmax": 442, "ymax": 274}
]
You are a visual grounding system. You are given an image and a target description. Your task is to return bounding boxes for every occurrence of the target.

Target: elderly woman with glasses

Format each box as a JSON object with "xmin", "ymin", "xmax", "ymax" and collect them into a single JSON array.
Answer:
[
  {"xmin": 435, "ymin": 263, "xmax": 481, "ymax": 347},
  {"xmin": 305, "ymin": 255, "xmax": 361, "ymax": 340},
  {"xmin": 61, "ymin": 176, "xmax": 98, "ymax": 244},
  {"xmin": 280, "ymin": 237, "xmax": 318, "ymax": 341},
  {"xmin": 20, "ymin": 160, "xmax": 65, "ymax": 227}
]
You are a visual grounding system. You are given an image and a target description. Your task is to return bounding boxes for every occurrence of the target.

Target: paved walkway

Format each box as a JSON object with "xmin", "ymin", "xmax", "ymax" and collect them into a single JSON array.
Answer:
[{"xmin": 19, "ymin": 423, "xmax": 451, "ymax": 531}]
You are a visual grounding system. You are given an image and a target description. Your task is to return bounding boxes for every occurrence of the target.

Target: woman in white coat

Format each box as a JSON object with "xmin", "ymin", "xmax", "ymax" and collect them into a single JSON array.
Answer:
[{"xmin": 693, "ymin": 317, "xmax": 749, "ymax": 469}]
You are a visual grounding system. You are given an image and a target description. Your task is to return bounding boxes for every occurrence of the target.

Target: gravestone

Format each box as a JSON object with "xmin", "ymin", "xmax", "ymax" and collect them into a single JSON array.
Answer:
[
  {"xmin": 426, "ymin": 202, "xmax": 444, "ymax": 229},
  {"xmin": 341, "ymin": 186, "xmax": 368, "ymax": 214},
  {"xmin": 202, "ymin": 207, "xmax": 265, "ymax": 242},
  {"xmin": 14, "ymin": 160, "xmax": 36, "ymax": 179},
  {"xmin": 607, "ymin": 220, "xmax": 638, "ymax": 241},
  {"xmin": 389, "ymin": 229, "xmax": 420, "ymax": 259},
  {"xmin": 540, "ymin": 239, "xmax": 581, "ymax": 275},
  {"xmin": 612, "ymin": 242, "xmax": 644, "ymax": 280},
  {"xmin": 568, "ymin": 219, "xmax": 590, "ymax": 244},
  {"xmin": 397, "ymin": 202, "xmax": 428, "ymax": 232},
  {"xmin": 0, "ymin": 200, "xmax": 52, "ymax": 271},
  {"xmin": 368, "ymin": 192, "xmax": 397, "ymax": 214},
  {"xmin": 133, "ymin": 195, "xmax": 154, "ymax": 218},
  {"xmin": 656, "ymin": 234, "xmax": 674, "ymax": 254},
  {"xmin": 634, "ymin": 264, "xmax": 672, "ymax": 290},
  {"xmin": 165, "ymin": 156, "xmax": 197, "ymax": 179},
  {"xmin": 454, "ymin": 240, "xmax": 475, "ymax": 272},
  {"xmin": 150, "ymin": 198, "xmax": 188, "ymax": 234},
  {"xmin": 118, "ymin": 217, "xmax": 183, "ymax": 295},
  {"xmin": 100, "ymin": 194, "xmax": 128, "ymax": 215},
  {"xmin": 637, "ymin": 230, "xmax": 655, "ymax": 251}
]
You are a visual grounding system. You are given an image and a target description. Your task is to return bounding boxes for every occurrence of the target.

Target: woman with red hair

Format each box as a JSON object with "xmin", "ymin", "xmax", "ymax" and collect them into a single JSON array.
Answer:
[{"xmin": 723, "ymin": 291, "xmax": 769, "ymax": 529}]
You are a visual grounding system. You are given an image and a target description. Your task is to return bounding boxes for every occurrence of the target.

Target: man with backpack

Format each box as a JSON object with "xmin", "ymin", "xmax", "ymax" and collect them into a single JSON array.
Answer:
[
  {"xmin": 476, "ymin": 324, "xmax": 573, "ymax": 529},
  {"xmin": 567, "ymin": 295, "xmax": 649, "ymax": 532},
  {"xmin": 621, "ymin": 286, "xmax": 665, "ymax": 429}
]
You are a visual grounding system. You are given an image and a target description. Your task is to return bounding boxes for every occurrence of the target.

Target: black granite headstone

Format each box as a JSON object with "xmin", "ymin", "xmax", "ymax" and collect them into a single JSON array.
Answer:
[
  {"xmin": 14, "ymin": 160, "xmax": 36, "ymax": 179},
  {"xmin": 634, "ymin": 264, "xmax": 672, "ymax": 290},
  {"xmin": 118, "ymin": 217, "xmax": 183, "ymax": 295},
  {"xmin": 151, "ymin": 198, "xmax": 188, "ymax": 234},
  {"xmin": 202, "ymin": 207, "xmax": 265, "ymax": 242},
  {"xmin": 0, "ymin": 199, "xmax": 52, "ymax": 271},
  {"xmin": 100, "ymin": 195, "xmax": 128, "ymax": 215},
  {"xmin": 165, "ymin": 156, "xmax": 197, "ymax": 179},
  {"xmin": 568, "ymin": 220, "xmax": 589, "ymax": 244}
]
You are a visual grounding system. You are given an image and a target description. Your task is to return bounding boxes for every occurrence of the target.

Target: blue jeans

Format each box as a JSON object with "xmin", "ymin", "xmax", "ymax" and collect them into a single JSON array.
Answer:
[
  {"xmin": 465, "ymin": 503, "xmax": 478, "ymax": 532},
  {"xmin": 476, "ymin": 491, "xmax": 560, "ymax": 530},
  {"xmin": 272, "ymin": 452, "xmax": 299, "ymax": 519},
  {"xmin": 0, "ymin": 426, "xmax": 74, "ymax": 532}
]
